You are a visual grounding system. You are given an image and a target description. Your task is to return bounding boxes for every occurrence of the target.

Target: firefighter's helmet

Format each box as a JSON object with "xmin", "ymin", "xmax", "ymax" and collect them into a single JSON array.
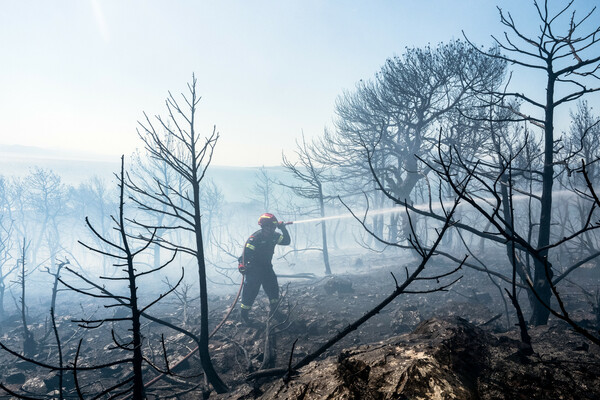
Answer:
[{"xmin": 258, "ymin": 213, "xmax": 278, "ymax": 227}]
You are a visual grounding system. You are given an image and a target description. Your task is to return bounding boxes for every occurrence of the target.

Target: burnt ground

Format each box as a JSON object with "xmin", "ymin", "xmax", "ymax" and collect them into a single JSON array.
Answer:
[{"xmin": 0, "ymin": 252, "xmax": 599, "ymax": 399}]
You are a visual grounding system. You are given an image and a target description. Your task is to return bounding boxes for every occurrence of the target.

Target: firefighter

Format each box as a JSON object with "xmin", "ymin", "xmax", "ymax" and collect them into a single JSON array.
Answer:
[{"xmin": 238, "ymin": 213, "xmax": 291, "ymax": 325}]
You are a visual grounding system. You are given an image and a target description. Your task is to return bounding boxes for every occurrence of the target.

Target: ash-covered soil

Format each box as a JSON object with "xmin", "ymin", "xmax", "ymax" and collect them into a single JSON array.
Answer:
[{"xmin": 0, "ymin": 253, "xmax": 598, "ymax": 399}]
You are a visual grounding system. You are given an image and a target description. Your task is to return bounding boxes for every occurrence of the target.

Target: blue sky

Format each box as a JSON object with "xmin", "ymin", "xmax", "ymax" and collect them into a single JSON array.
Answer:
[{"xmin": 1, "ymin": 0, "xmax": 598, "ymax": 166}]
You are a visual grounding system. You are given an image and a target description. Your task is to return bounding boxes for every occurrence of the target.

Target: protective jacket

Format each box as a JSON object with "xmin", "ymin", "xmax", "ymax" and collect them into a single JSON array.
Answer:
[
  {"xmin": 242, "ymin": 228, "xmax": 291, "ymax": 269},
  {"xmin": 239, "ymin": 225, "xmax": 290, "ymax": 313}
]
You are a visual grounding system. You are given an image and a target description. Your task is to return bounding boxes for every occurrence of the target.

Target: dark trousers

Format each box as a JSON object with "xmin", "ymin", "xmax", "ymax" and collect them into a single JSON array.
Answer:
[{"xmin": 241, "ymin": 265, "xmax": 279, "ymax": 308}]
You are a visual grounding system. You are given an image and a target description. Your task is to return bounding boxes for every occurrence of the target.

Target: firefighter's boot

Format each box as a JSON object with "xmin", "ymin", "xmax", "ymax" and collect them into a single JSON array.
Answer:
[{"xmin": 240, "ymin": 306, "xmax": 257, "ymax": 327}]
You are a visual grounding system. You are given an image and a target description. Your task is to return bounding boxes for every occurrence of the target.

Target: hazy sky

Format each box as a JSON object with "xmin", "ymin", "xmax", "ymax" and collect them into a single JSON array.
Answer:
[{"xmin": 1, "ymin": 1, "xmax": 597, "ymax": 166}]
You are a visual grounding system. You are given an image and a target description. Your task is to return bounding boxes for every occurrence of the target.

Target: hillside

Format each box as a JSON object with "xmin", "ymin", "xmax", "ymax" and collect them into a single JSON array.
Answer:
[
  {"xmin": 0, "ymin": 253, "xmax": 597, "ymax": 399},
  {"xmin": 0, "ymin": 144, "xmax": 290, "ymax": 203}
]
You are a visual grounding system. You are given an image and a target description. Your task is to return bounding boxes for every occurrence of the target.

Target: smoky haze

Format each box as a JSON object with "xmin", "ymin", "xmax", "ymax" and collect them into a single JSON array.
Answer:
[
  {"xmin": 0, "ymin": 145, "xmax": 374, "ymax": 304},
  {"xmin": 0, "ymin": 1, "xmax": 599, "ymax": 397}
]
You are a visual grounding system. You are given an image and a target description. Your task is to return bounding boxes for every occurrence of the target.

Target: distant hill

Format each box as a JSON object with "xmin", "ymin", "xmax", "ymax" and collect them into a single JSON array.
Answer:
[
  {"xmin": 0, "ymin": 145, "xmax": 289, "ymax": 203},
  {"xmin": 0, "ymin": 144, "xmax": 120, "ymax": 184}
]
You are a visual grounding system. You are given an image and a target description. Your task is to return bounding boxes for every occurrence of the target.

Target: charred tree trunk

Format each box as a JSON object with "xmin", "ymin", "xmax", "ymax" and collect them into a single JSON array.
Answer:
[
  {"xmin": 0, "ymin": 280, "xmax": 5, "ymax": 322},
  {"xmin": 530, "ymin": 74, "xmax": 556, "ymax": 326},
  {"xmin": 318, "ymin": 189, "xmax": 331, "ymax": 275},
  {"xmin": 18, "ymin": 239, "xmax": 36, "ymax": 357},
  {"xmin": 192, "ymin": 143, "xmax": 228, "ymax": 394},
  {"xmin": 261, "ymin": 318, "xmax": 276, "ymax": 370},
  {"xmin": 118, "ymin": 167, "xmax": 146, "ymax": 400},
  {"xmin": 389, "ymin": 213, "xmax": 399, "ymax": 244}
]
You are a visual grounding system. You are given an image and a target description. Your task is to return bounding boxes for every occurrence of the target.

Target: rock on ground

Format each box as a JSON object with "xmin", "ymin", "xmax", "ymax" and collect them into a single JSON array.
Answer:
[{"xmin": 215, "ymin": 316, "xmax": 600, "ymax": 400}]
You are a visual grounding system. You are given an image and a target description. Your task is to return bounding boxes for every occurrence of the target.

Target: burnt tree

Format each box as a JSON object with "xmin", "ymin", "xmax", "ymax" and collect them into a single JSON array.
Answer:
[
  {"xmin": 62, "ymin": 156, "xmax": 182, "ymax": 399},
  {"xmin": 128, "ymin": 75, "xmax": 228, "ymax": 393},
  {"xmin": 281, "ymin": 133, "xmax": 333, "ymax": 275},
  {"xmin": 464, "ymin": 0, "xmax": 600, "ymax": 325}
]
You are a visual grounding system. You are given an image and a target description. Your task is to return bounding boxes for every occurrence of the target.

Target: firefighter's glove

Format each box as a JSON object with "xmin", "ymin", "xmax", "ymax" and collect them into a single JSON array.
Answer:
[{"xmin": 238, "ymin": 262, "xmax": 247, "ymax": 274}]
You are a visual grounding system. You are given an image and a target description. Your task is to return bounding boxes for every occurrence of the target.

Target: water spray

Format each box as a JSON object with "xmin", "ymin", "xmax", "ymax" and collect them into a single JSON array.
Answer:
[{"xmin": 283, "ymin": 189, "xmax": 578, "ymax": 226}]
